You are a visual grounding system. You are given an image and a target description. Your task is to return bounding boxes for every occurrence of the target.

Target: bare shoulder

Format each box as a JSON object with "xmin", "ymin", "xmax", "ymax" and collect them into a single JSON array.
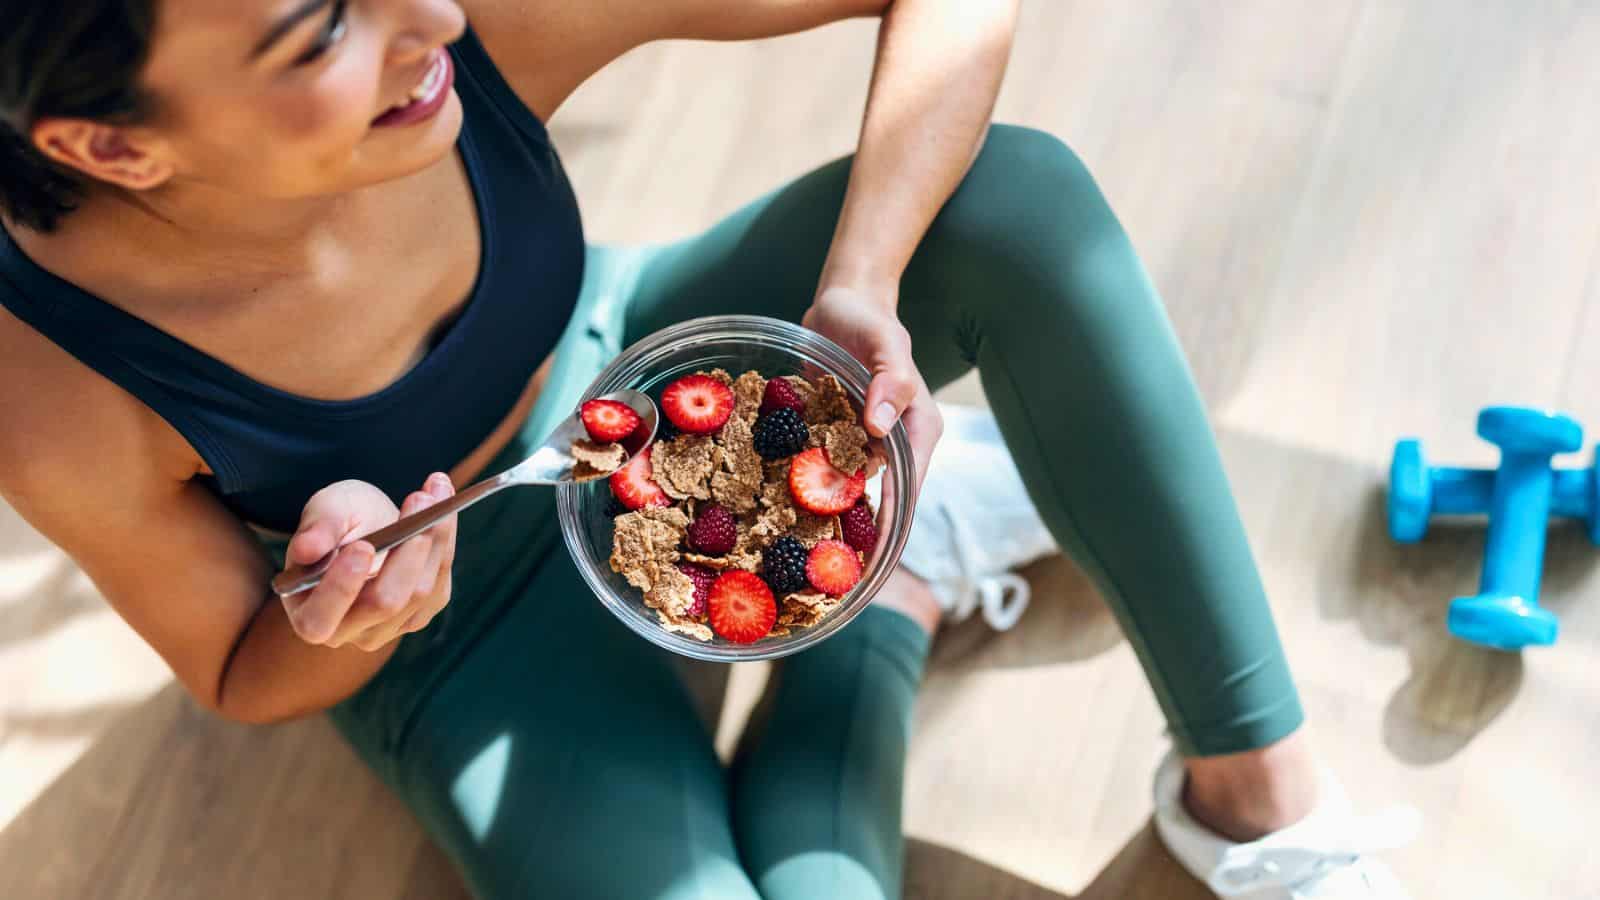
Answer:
[
  {"xmin": 0, "ymin": 304, "xmax": 196, "ymax": 512},
  {"xmin": 0, "ymin": 305, "xmax": 280, "ymax": 712},
  {"xmin": 460, "ymin": 0, "xmax": 890, "ymax": 118}
]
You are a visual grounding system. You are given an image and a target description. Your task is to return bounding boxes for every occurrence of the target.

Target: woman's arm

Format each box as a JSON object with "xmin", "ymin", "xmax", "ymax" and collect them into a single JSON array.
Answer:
[
  {"xmin": 677, "ymin": 0, "xmax": 1022, "ymax": 485},
  {"xmin": 804, "ymin": 0, "xmax": 1020, "ymax": 489},
  {"xmin": 818, "ymin": 0, "xmax": 1019, "ymax": 295},
  {"xmin": 0, "ymin": 326, "xmax": 453, "ymax": 724}
]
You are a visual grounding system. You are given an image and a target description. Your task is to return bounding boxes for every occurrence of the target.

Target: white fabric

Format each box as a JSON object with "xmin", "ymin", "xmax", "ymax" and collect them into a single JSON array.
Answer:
[
  {"xmin": 1153, "ymin": 750, "xmax": 1419, "ymax": 899},
  {"xmin": 897, "ymin": 403, "xmax": 1057, "ymax": 630}
]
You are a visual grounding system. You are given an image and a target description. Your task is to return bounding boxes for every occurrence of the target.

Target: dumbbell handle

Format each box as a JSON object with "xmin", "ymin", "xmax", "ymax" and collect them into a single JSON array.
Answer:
[
  {"xmin": 1429, "ymin": 466, "xmax": 1594, "ymax": 519},
  {"xmin": 1482, "ymin": 453, "xmax": 1559, "ymax": 602}
]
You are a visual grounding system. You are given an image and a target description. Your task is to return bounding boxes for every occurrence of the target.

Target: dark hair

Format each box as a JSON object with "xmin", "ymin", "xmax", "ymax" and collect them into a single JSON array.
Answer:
[{"xmin": 1, "ymin": 1, "xmax": 158, "ymax": 232}]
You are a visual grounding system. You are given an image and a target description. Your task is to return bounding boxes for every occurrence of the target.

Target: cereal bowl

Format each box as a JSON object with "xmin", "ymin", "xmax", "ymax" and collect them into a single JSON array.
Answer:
[{"xmin": 556, "ymin": 315, "xmax": 916, "ymax": 662}]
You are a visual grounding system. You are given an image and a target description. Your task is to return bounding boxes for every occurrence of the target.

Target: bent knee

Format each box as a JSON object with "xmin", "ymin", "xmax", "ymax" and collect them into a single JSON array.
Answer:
[
  {"xmin": 933, "ymin": 125, "xmax": 1133, "ymax": 272},
  {"xmin": 970, "ymin": 124, "xmax": 1089, "ymax": 186},
  {"xmin": 940, "ymin": 124, "xmax": 1126, "ymax": 244}
]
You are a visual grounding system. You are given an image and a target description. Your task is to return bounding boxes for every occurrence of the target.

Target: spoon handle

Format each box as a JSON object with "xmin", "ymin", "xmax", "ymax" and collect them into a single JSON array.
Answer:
[{"xmin": 270, "ymin": 472, "xmax": 514, "ymax": 598}]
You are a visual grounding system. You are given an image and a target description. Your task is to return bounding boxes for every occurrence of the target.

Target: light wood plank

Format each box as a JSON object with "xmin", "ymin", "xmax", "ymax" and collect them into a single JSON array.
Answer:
[{"xmin": 4, "ymin": 1, "xmax": 1599, "ymax": 897}]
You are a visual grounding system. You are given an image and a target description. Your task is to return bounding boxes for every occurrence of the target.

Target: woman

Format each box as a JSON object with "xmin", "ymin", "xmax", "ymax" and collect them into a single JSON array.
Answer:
[{"xmin": 0, "ymin": 1, "xmax": 1414, "ymax": 897}]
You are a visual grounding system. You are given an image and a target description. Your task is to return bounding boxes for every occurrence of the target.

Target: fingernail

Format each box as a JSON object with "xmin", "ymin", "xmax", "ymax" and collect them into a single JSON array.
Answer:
[
  {"xmin": 872, "ymin": 402, "xmax": 897, "ymax": 432},
  {"xmin": 429, "ymin": 473, "xmax": 451, "ymax": 496},
  {"xmin": 343, "ymin": 548, "xmax": 369, "ymax": 573}
]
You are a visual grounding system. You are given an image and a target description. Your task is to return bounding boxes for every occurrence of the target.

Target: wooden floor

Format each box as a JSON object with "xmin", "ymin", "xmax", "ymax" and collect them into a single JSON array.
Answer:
[{"xmin": 5, "ymin": 1, "xmax": 1600, "ymax": 897}]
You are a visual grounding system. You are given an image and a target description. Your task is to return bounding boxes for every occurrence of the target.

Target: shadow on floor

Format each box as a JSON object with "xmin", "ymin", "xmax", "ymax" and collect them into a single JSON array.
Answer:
[
  {"xmin": 924, "ymin": 553, "xmax": 1125, "ymax": 674},
  {"xmin": 0, "ymin": 686, "xmax": 443, "ymax": 900},
  {"xmin": 905, "ymin": 821, "xmax": 1210, "ymax": 900},
  {"xmin": 1220, "ymin": 421, "xmax": 1600, "ymax": 765},
  {"xmin": 1342, "ymin": 477, "xmax": 1600, "ymax": 763},
  {"xmin": 1, "ymin": 681, "xmax": 1209, "ymax": 900}
]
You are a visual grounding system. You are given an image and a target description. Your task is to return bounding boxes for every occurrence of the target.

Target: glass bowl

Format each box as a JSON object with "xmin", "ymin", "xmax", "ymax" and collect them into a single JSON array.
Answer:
[{"xmin": 556, "ymin": 314, "xmax": 915, "ymax": 662}]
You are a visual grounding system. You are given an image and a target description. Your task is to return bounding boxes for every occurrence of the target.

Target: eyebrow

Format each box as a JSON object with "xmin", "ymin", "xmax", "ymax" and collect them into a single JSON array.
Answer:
[{"xmin": 250, "ymin": 0, "xmax": 333, "ymax": 60}]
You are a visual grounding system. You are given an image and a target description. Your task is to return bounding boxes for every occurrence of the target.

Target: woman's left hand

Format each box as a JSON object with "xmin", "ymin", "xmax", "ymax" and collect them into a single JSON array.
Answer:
[{"xmin": 803, "ymin": 284, "xmax": 943, "ymax": 497}]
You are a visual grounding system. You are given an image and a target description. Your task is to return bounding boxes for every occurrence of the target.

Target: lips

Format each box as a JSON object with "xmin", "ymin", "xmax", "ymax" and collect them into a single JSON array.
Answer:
[{"xmin": 372, "ymin": 49, "xmax": 453, "ymax": 129}]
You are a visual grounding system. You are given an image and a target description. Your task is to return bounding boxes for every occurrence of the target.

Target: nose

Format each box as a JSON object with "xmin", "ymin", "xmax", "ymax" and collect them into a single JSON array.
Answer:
[{"xmin": 386, "ymin": 0, "xmax": 468, "ymax": 65}]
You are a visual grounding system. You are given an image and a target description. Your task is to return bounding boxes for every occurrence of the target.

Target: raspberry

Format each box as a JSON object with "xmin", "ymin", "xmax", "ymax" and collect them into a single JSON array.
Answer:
[
  {"xmin": 762, "ymin": 536, "xmax": 810, "ymax": 595},
  {"xmin": 676, "ymin": 562, "xmax": 716, "ymax": 618},
  {"xmin": 839, "ymin": 501, "xmax": 878, "ymax": 554},
  {"xmin": 752, "ymin": 408, "xmax": 809, "ymax": 461},
  {"xmin": 760, "ymin": 377, "xmax": 806, "ymax": 416},
  {"xmin": 686, "ymin": 503, "xmax": 737, "ymax": 555}
]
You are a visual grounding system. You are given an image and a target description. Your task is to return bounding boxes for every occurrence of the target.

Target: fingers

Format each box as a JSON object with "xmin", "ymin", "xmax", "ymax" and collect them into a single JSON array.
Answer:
[
  {"xmin": 415, "ymin": 474, "xmax": 456, "ymax": 595},
  {"xmin": 340, "ymin": 474, "xmax": 458, "ymax": 651},
  {"xmin": 863, "ymin": 331, "xmax": 920, "ymax": 438},
  {"xmin": 343, "ymin": 488, "xmax": 437, "ymax": 637},
  {"xmin": 286, "ymin": 516, "xmax": 341, "ymax": 567},
  {"xmin": 900, "ymin": 385, "xmax": 945, "ymax": 494},
  {"xmin": 403, "ymin": 570, "xmax": 452, "ymax": 636},
  {"xmin": 284, "ymin": 541, "xmax": 374, "ymax": 644}
]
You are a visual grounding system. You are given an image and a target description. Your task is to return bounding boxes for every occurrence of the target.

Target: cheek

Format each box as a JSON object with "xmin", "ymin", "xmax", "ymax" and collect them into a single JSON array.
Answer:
[{"xmin": 264, "ymin": 78, "xmax": 375, "ymax": 149}]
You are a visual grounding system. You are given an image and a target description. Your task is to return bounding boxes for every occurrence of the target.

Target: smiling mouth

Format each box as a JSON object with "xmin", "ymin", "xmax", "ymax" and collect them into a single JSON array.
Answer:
[{"xmin": 371, "ymin": 49, "xmax": 453, "ymax": 128}]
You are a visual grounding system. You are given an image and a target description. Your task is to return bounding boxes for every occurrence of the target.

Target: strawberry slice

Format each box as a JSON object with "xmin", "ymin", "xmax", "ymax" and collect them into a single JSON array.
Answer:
[
  {"xmin": 660, "ymin": 374, "xmax": 735, "ymax": 434},
  {"xmin": 580, "ymin": 398, "xmax": 642, "ymax": 443},
  {"xmin": 708, "ymin": 570, "xmax": 777, "ymax": 643},
  {"xmin": 608, "ymin": 445, "xmax": 670, "ymax": 510},
  {"xmin": 787, "ymin": 447, "xmax": 866, "ymax": 515},
  {"xmin": 806, "ymin": 539, "xmax": 863, "ymax": 596}
]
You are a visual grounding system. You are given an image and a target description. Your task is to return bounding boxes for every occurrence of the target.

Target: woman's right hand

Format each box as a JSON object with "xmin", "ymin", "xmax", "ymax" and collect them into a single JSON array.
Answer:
[{"xmin": 279, "ymin": 473, "xmax": 458, "ymax": 652}]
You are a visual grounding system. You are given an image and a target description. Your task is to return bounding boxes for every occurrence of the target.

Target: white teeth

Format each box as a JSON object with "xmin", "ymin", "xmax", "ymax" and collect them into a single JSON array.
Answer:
[{"xmin": 407, "ymin": 55, "xmax": 444, "ymax": 103}]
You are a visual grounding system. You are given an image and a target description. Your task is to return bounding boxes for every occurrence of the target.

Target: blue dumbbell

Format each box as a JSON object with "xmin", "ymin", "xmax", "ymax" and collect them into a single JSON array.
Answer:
[{"xmin": 1388, "ymin": 406, "xmax": 1599, "ymax": 650}]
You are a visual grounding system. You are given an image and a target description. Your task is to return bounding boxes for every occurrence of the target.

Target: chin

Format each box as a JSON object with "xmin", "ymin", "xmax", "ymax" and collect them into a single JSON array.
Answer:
[{"xmin": 347, "ymin": 91, "xmax": 466, "ymax": 189}]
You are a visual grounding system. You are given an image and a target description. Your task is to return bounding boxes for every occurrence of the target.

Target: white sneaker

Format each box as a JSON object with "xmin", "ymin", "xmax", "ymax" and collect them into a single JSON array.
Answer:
[
  {"xmin": 1153, "ymin": 750, "xmax": 1420, "ymax": 898},
  {"xmin": 896, "ymin": 403, "xmax": 1058, "ymax": 630}
]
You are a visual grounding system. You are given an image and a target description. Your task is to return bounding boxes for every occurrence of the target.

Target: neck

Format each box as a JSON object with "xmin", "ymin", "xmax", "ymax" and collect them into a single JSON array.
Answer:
[
  {"xmin": 117, "ymin": 178, "xmax": 356, "ymax": 255},
  {"xmin": 17, "ymin": 176, "xmax": 379, "ymax": 289}
]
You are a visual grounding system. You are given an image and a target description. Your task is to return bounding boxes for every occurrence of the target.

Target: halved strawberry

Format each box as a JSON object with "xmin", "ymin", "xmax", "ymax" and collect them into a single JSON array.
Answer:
[
  {"xmin": 580, "ymin": 398, "xmax": 642, "ymax": 443},
  {"xmin": 608, "ymin": 445, "xmax": 670, "ymax": 510},
  {"xmin": 787, "ymin": 447, "xmax": 866, "ymax": 515},
  {"xmin": 806, "ymin": 539, "xmax": 863, "ymax": 596},
  {"xmin": 660, "ymin": 374, "xmax": 735, "ymax": 434},
  {"xmin": 708, "ymin": 570, "xmax": 777, "ymax": 643}
]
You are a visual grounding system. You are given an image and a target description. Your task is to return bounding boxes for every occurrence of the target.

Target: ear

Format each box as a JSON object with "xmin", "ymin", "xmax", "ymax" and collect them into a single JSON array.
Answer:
[{"xmin": 29, "ymin": 118, "xmax": 175, "ymax": 192}]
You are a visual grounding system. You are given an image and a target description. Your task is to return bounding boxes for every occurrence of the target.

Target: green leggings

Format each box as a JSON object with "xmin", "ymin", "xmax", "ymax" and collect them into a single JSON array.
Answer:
[{"xmin": 326, "ymin": 124, "xmax": 1304, "ymax": 899}]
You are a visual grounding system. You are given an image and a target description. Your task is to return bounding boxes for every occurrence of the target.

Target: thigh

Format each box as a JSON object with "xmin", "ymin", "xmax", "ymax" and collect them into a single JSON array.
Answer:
[{"xmin": 357, "ymin": 554, "xmax": 760, "ymax": 900}]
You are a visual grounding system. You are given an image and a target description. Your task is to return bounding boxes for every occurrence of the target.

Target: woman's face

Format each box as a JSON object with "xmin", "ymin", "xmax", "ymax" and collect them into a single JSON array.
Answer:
[{"xmin": 126, "ymin": 0, "xmax": 469, "ymax": 200}]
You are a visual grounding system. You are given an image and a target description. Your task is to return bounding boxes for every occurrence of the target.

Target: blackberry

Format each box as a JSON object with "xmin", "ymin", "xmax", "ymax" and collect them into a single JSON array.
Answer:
[
  {"xmin": 762, "ymin": 536, "xmax": 810, "ymax": 595},
  {"xmin": 752, "ymin": 408, "xmax": 809, "ymax": 461}
]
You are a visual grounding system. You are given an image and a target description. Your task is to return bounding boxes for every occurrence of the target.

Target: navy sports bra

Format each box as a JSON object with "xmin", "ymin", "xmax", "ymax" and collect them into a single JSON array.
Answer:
[{"xmin": 0, "ymin": 27, "xmax": 585, "ymax": 535}]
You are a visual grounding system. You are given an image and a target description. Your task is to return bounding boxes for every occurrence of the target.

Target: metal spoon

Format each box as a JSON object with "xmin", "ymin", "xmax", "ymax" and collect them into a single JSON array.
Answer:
[{"xmin": 270, "ymin": 389, "xmax": 657, "ymax": 598}]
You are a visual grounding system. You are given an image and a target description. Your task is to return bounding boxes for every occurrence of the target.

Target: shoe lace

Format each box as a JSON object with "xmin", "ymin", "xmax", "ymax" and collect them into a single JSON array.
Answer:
[
  {"xmin": 1207, "ymin": 805, "xmax": 1421, "ymax": 897},
  {"xmin": 942, "ymin": 507, "xmax": 1031, "ymax": 631}
]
